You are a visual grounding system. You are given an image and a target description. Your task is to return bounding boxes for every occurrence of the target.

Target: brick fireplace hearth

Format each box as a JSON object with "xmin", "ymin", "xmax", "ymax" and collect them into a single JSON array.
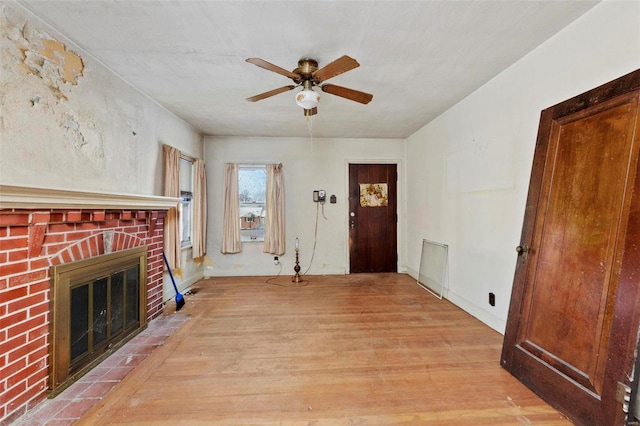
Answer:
[{"xmin": 0, "ymin": 185, "xmax": 178, "ymax": 424}]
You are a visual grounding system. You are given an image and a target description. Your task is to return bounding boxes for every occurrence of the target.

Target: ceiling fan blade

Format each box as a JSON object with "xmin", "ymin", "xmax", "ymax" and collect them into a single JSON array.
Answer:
[
  {"xmin": 312, "ymin": 55, "xmax": 359, "ymax": 83},
  {"xmin": 246, "ymin": 58, "xmax": 300, "ymax": 81},
  {"xmin": 303, "ymin": 107, "xmax": 318, "ymax": 117},
  {"xmin": 246, "ymin": 85, "xmax": 296, "ymax": 102},
  {"xmin": 321, "ymin": 84, "xmax": 373, "ymax": 104}
]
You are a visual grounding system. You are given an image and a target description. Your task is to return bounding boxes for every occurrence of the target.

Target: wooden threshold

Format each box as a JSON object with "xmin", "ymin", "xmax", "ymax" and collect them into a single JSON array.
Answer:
[{"xmin": 78, "ymin": 273, "xmax": 570, "ymax": 425}]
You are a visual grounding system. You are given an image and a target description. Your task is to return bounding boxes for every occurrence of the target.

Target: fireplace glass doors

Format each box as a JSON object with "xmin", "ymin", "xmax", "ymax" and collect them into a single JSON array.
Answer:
[
  {"xmin": 69, "ymin": 267, "xmax": 139, "ymax": 363},
  {"xmin": 50, "ymin": 246, "xmax": 148, "ymax": 395}
]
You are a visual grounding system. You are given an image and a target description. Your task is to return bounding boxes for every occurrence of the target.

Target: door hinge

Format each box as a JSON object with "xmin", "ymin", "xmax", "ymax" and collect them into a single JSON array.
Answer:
[{"xmin": 616, "ymin": 381, "xmax": 631, "ymax": 413}]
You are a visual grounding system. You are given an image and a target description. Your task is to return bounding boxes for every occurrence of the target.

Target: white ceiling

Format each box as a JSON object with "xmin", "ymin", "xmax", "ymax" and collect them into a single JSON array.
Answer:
[{"xmin": 19, "ymin": 0, "xmax": 600, "ymax": 139}]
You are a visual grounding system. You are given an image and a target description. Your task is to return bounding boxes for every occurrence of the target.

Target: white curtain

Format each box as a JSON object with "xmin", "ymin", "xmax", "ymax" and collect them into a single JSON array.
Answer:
[
  {"xmin": 163, "ymin": 144, "xmax": 181, "ymax": 269},
  {"xmin": 192, "ymin": 159, "xmax": 207, "ymax": 259},
  {"xmin": 221, "ymin": 163, "xmax": 241, "ymax": 254},
  {"xmin": 263, "ymin": 163, "xmax": 285, "ymax": 255}
]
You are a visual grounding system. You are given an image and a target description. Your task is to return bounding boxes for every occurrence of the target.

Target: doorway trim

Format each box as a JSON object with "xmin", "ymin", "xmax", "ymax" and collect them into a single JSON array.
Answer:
[{"xmin": 344, "ymin": 158, "xmax": 404, "ymax": 274}]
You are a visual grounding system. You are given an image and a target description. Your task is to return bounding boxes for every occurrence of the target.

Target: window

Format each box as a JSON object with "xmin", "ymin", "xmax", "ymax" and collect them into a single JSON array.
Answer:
[
  {"xmin": 179, "ymin": 157, "xmax": 193, "ymax": 248},
  {"xmin": 238, "ymin": 165, "xmax": 266, "ymax": 242}
]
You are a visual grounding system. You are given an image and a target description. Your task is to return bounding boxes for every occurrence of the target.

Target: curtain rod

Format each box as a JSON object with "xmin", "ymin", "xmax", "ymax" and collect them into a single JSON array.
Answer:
[
  {"xmin": 180, "ymin": 153, "xmax": 197, "ymax": 162},
  {"xmin": 227, "ymin": 162, "xmax": 283, "ymax": 167},
  {"xmin": 164, "ymin": 143, "xmax": 198, "ymax": 162}
]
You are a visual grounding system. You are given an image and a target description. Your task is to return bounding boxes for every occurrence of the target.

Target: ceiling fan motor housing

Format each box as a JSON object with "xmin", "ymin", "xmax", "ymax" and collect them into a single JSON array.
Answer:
[{"xmin": 294, "ymin": 59, "xmax": 318, "ymax": 81}]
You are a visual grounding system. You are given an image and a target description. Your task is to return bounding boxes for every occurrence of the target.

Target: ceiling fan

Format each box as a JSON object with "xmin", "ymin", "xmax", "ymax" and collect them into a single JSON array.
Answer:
[{"xmin": 245, "ymin": 55, "xmax": 373, "ymax": 116}]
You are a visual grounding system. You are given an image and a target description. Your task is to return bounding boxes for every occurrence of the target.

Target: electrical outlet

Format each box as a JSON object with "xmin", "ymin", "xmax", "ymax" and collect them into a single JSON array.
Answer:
[
  {"xmin": 489, "ymin": 292, "xmax": 495, "ymax": 306},
  {"xmin": 273, "ymin": 256, "xmax": 279, "ymax": 265}
]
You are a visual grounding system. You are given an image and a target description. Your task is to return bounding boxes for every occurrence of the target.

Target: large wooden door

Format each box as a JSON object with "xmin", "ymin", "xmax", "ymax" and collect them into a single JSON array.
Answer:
[
  {"xmin": 348, "ymin": 163, "xmax": 397, "ymax": 273},
  {"xmin": 502, "ymin": 70, "xmax": 640, "ymax": 425}
]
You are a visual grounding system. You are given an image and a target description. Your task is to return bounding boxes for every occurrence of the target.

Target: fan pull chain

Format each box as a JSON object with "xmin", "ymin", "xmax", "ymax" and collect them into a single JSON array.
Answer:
[
  {"xmin": 306, "ymin": 114, "xmax": 313, "ymax": 152},
  {"xmin": 306, "ymin": 114, "xmax": 313, "ymax": 135}
]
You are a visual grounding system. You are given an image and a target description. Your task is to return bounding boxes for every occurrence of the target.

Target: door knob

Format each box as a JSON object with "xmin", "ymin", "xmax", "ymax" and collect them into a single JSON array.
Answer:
[{"xmin": 516, "ymin": 245, "xmax": 529, "ymax": 255}]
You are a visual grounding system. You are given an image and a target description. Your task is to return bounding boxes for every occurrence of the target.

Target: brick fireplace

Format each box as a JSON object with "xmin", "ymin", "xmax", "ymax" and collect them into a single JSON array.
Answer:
[{"xmin": 0, "ymin": 185, "xmax": 178, "ymax": 424}]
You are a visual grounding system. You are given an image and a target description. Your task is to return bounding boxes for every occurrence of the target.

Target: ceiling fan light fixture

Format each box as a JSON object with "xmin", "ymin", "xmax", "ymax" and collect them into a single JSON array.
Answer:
[
  {"xmin": 246, "ymin": 56, "xmax": 372, "ymax": 115},
  {"xmin": 295, "ymin": 88, "xmax": 319, "ymax": 109}
]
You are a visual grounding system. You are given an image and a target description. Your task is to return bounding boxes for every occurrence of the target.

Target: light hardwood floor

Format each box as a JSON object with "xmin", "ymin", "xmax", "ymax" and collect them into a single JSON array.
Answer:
[{"xmin": 78, "ymin": 273, "xmax": 571, "ymax": 425}]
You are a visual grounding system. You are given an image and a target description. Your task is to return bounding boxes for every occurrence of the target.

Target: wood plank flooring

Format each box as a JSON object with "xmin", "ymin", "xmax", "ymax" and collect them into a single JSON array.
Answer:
[{"xmin": 78, "ymin": 273, "xmax": 571, "ymax": 425}]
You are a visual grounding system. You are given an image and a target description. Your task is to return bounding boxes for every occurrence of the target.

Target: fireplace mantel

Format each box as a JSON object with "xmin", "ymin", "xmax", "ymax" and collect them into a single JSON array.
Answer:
[
  {"xmin": 0, "ymin": 187, "xmax": 171, "ymax": 423},
  {"xmin": 0, "ymin": 185, "xmax": 179, "ymax": 210}
]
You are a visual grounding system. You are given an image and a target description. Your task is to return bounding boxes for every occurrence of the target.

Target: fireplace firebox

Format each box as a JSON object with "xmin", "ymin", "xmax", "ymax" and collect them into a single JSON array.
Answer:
[{"xmin": 49, "ymin": 246, "xmax": 148, "ymax": 395}]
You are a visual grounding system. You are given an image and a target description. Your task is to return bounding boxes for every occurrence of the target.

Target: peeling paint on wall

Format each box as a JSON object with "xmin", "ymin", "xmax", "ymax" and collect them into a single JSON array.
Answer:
[
  {"xmin": 1, "ymin": 5, "xmax": 106, "ymax": 168},
  {"xmin": 39, "ymin": 38, "xmax": 84, "ymax": 85},
  {"xmin": 5, "ymin": 18, "xmax": 85, "ymax": 100},
  {"xmin": 60, "ymin": 112, "xmax": 88, "ymax": 148}
]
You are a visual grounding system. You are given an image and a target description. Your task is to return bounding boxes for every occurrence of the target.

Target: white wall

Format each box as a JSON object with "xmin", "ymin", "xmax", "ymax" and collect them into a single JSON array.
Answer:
[
  {"xmin": 203, "ymin": 136, "xmax": 406, "ymax": 277},
  {"xmin": 0, "ymin": 2, "xmax": 204, "ymax": 299},
  {"xmin": 406, "ymin": 0, "xmax": 640, "ymax": 333},
  {"xmin": 1, "ymin": 2, "xmax": 203, "ymax": 195}
]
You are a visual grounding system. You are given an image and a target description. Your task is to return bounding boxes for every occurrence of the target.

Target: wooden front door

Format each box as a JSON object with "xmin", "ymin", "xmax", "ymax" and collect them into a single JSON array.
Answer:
[
  {"xmin": 348, "ymin": 163, "xmax": 397, "ymax": 273},
  {"xmin": 502, "ymin": 70, "xmax": 640, "ymax": 425}
]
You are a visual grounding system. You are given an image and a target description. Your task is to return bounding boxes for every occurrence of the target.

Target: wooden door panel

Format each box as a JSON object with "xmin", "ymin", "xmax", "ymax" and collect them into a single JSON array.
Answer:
[
  {"xmin": 349, "ymin": 164, "xmax": 397, "ymax": 273},
  {"xmin": 520, "ymin": 101, "xmax": 636, "ymax": 395},
  {"xmin": 502, "ymin": 69, "xmax": 640, "ymax": 425}
]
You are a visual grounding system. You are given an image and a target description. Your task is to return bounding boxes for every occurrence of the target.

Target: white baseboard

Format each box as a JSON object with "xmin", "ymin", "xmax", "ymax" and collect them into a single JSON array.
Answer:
[
  {"xmin": 445, "ymin": 290, "xmax": 506, "ymax": 334},
  {"xmin": 407, "ymin": 266, "xmax": 505, "ymax": 334}
]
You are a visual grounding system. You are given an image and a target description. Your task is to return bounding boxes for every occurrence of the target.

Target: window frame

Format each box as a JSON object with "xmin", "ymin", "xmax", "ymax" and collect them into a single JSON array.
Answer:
[
  {"xmin": 179, "ymin": 157, "xmax": 194, "ymax": 249},
  {"xmin": 238, "ymin": 164, "xmax": 267, "ymax": 243}
]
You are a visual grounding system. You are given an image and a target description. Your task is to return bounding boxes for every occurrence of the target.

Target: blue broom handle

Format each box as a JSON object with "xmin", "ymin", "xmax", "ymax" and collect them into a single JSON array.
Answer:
[{"xmin": 162, "ymin": 251, "xmax": 180, "ymax": 294}]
